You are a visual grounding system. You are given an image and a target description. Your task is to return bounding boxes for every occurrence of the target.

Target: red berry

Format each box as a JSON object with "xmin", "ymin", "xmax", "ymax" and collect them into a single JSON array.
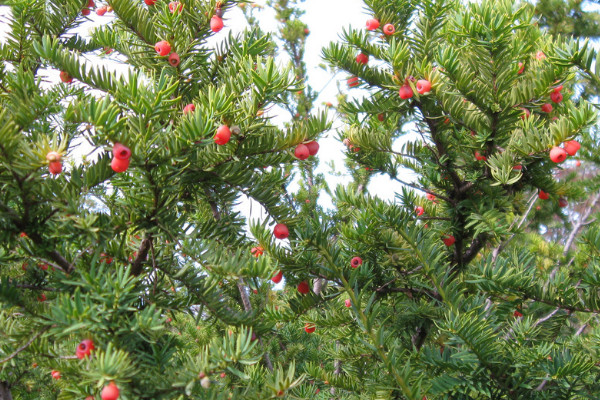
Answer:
[
  {"xmin": 416, "ymin": 79, "xmax": 431, "ymax": 94},
  {"xmin": 38, "ymin": 293, "xmax": 47, "ymax": 302},
  {"xmin": 344, "ymin": 299, "xmax": 351, "ymax": 308},
  {"xmin": 169, "ymin": 1, "xmax": 183, "ymax": 13},
  {"xmin": 558, "ymin": 198, "xmax": 568, "ymax": 208},
  {"xmin": 550, "ymin": 91, "xmax": 563, "ymax": 103},
  {"xmin": 101, "ymin": 382, "xmax": 120, "ymax": 400},
  {"xmin": 415, "ymin": 206, "xmax": 424, "ymax": 216},
  {"xmin": 514, "ymin": 310, "xmax": 523, "ymax": 318},
  {"xmin": 563, "ymin": 140, "xmax": 580, "ymax": 156},
  {"xmin": 183, "ymin": 104, "xmax": 195, "ymax": 115},
  {"xmin": 365, "ymin": 19, "xmax": 380, "ymax": 31},
  {"xmin": 399, "ymin": 84, "xmax": 413, "ymax": 100},
  {"xmin": 88, "ymin": 0, "xmax": 95, "ymax": 7},
  {"xmin": 541, "ymin": 103, "xmax": 552, "ymax": 113},
  {"xmin": 303, "ymin": 28, "xmax": 309, "ymax": 34},
  {"xmin": 347, "ymin": 76, "xmax": 359, "ymax": 88},
  {"xmin": 377, "ymin": 113, "xmax": 385, "ymax": 121},
  {"xmin": 549, "ymin": 146, "xmax": 567, "ymax": 163},
  {"xmin": 75, "ymin": 339, "xmax": 95, "ymax": 359},
  {"xmin": 210, "ymin": 15, "xmax": 224, "ymax": 32},
  {"xmin": 474, "ymin": 151, "xmax": 486, "ymax": 161},
  {"xmin": 356, "ymin": 53, "xmax": 369, "ymax": 65},
  {"xmin": 536, "ymin": 51, "xmax": 546, "ymax": 60},
  {"xmin": 168, "ymin": 52, "xmax": 180, "ymax": 67},
  {"xmin": 305, "ymin": 141, "xmax": 319, "ymax": 156},
  {"xmin": 520, "ymin": 108, "xmax": 530, "ymax": 119},
  {"xmin": 517, "ymin": 62, "xmax": 525, "ymax": 74},
  {"xmin": 48, "ymin": 161, "xmax": 62, "ymax": 175},
  {"xmin": 112, "ymin": 143, "xmax": 131, "ymax": 160},
  {"xmin": 350, "ymin": 256, "xmax": 363, "ymax": 268},
  {"xmin": 513, "ymin": 165, "xmax": 522, "ymax": 170},
  {"xmin": 294, "ymin": 144, "xmax": 310, "ymax": 160},
  {"xmin": 539, "ymin": 190, "xmax": 549, "ymax": 200},
  {"xmin": 39, "ymin": 263, "xmax": 49, "ymax": 271},
  {"xmin": 59, "ymin": 71, "xmax": 73, "ymax": 83},
  {"xmin": 576, "ymin": 160, "xmax": 581, "ymax": 167},
  {"xmin": 96, "ymin": 6, "xmax": 107, "ymax": 16},
  {"xmin": 111, "ymin": 157, "xmax": 130, "ymax": 173},
  {"xmin": 382, "ymin": 24, "xmax": 395, "ymax": 35},
  {"xmin": 297, "ymin": 281, "xmax": 310, "ymax": 295},
  {"xmin": 82, "ymin": 8, "xmax": 91, "ymax": 15},
  {"xmin": 553, "ymin": 84, "xmax": 563, "ymax": 93},
  {"xmin": 304, "ymin": 323, "xmax": 315, "ymax": 333},
  {"xmin": 273, "ymin": 223, "xmax": 289, "ymax": 239},
  {"xmin": 51, "ymin": 370, "xmax": 61, "ymax": 379},
  {"xmin": 426, "ymin": 193, "xmax": 436, "ymax": 202},
  {"xmin": 155, "ymin": 41, "xmax": 171, "ymax": 56},
  {"xmin": 442, "ymin": 235, "xmax": 455, "ymax": 246},
  {"xmin": 271, "ymin": 270, "xmax": 283, "ymax": 284},
  {"xmin": 214, "ymin": 125, "xmax": 231, "ymax": 145},
  {"xmin": 145, "ymin": 0, "xmax": 157, "ymax": 4}
]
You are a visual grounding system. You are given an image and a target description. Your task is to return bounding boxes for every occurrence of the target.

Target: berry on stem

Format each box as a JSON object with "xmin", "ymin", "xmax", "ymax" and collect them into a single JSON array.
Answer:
[
  {"xmin": 350, "ymin": 256, "xmax": 363, "ymax": 268},
  {"xmin": 214, "ymin": 125, "xmax": 231, "ymax": 145},
  {"xmin": 59, "ymin": 71, "xmax": 73, "ymax": 83},
  {"xmin": 96, "ymin": 6, "xmax": 107, "ymax": 16},
  {"xmin": 169, "ymin": 1, "xmax": 183, "ymax": 13},
  {"xmin": 305, "ymin": 141, "xmax": 319, "ymax": 156},
  {"xmin": 211, "ymin": 15, "xmax": 224, "ymax": 32},
  {"xmin": 304, "ymin": 323, "xmax": 316, "ymax": 333},
  {"xmin": 474, "ymin": 151, "xmax": 486, "ymax": 161},
  {"xmin": 347, "ymin": 76, "xmax": 359, "ymax": 88},
  {"xmin": 356, "ymin": 53, "xmax": 369, "ymax": 65},
  {"xmin": 541, "ymin": 103, "xmax": 552, "ymax": 113},
  {"xmin": 550, "ymin": 91, "xmax": 563, "ymax": 103},
  {"xmin": 111, "ymin": 157, "xmax": 130, "ymax": 173},
  {"xmin": 112, "ymin": 143, "xmax": 131, "ymax": 160},
  {"xmin": 101, "ymin": 382, "xmax": 120, "ymax": 400},
  {"xmin": 517, "ymin": 62, "xmax": 525, "ymax": 74},
  {"xmin": 297, "ymin": 281, "xmax": 310, "ymax": 295},
  {"xmin": 273, "ymin": 223, "xmax": 289, "ymax": 239},
  {"xmin": 271, "ymin": 270, "xmax": 283, "ymax": 284},
  {"xmin": 345, "ymin": 299, "xmax": 351, "ymax": 308},
  {"xmin": 549, "ymin": 146, "xmax": 567, "ymax": 163},
  {"xmin": 538, "ymin": 190, "xmax": 549, "ymax": 200},
  {"xmin": 416, "ymin": 79, "xmax": 431, "ymax": 94},
  {"xmin": 559, "ymin": 198, "xmax": 568, "ymax": 208},
  {"xmin": 183, "ymin": 104, "xmax": 195, "ymax": 115},
  {"xmin": 399, "ymin": 84, "xmax": 413, "ymax": 100},
  {"xmin": 366, "ymin": 19, "xmax": 380, "ymax": 31},
  {"xmin": 154, "ymin": 41, "xmax": 171, "ymax": 56},
  {"xmin": 383, "ymin": 24, "xmax": 395, "ymax": 35},
  {"xmin": 48, "ymin": 161, "xmax": 62, "ymax": 175},
  {"xmin": 563, "ymin": 140, "xmax": 580, "ymax": 156},
  {"xmin": 144, "ymin": 0, "xmax": 156, "ymax": 4},
  {"xmin": 168, "ymin": 52, "xmax": 180, "ymax": 67},
  {"xmin": 442, "ymin": 235, "xmax": 455, "ymax": 246},
  {"xmin": 294, "ymin": 144, "xmax": 310, "ymax": 160},
  {"xmin": 415, "ymin": 206, "xmax": 424, "ymax": 216},
  {"xmin": 76, "ymin": 339, "xmax": 95, "ymax": 359},
  {"xmin": 51, "ymin": 370, "xmax": 61, "ymax": 380}
]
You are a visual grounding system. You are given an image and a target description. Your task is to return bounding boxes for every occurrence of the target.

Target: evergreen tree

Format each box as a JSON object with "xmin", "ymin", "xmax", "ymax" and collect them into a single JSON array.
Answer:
[{"xmin": 1, "ymin": 0, "xmax": 600, "ymax": 399}]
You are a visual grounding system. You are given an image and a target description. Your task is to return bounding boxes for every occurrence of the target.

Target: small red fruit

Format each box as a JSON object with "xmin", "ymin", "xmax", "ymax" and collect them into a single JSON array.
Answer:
[
  {"xmin": 271, "ymin": 270, "xmax": 283, "ymax": 284},
  {"xmin": 82, "ymin": 8, "xmax": 91, "ymax": 16},
  {"xmin": 294, "ymin": 144, "xmax": 310, "ymax": 160},
  {"xmin": 563, "ymin": 140, "xmax": 580, "ymax": 156},
  {"xmin": 51, "ymin": 370, "xmax": 61, "ymax": 380},
  {"xmin": 442, "ymin": 235, "xmax": 455, "ymax": 246},
  {"xmin": 273, "ymin": 223, "xmax": 289, "ymax": 239},
  {"xmin": 347, "ymin": 76, "xmax": 359, "ymax": 88},
  {"xmin": 88, "ymin": 0, "xmax": 95, "ymax": 6},
  {"xmin": 111, "ymin": 157, "xmax": 130, "ymax": 173},
  {"xmin": 350, "ymin": 256, "xmax": 363, "ymax": 268},
  {"xmin": 297, "ymin": 281, "xmax": 310, "ymax": 294},
  {"xmin": 169, "ymin": 1, "xmax": 183, "ymax": 13},
  {"xmin": 558, "ymin": 198, "xmax": 568, "ymax": 208},
  {"xmin": 517, "ymin": 62, "xmax": 525, "ymax": 74},
  {"xmin": 169, "ymin": 52, "xmax": 180, "ymax": 67},
  {"xmin": 304, "ymin": 28, "xmax": 309, "ymax": 34},
  {"xmin": 399, "ymin": 84, "xmax": 413, "ymax": 100},
  {"xmin": 550, "ymin": 91, "xmax": 563, "ymax": 103},
  {"xmin": 377, "ymin": 113, "xmax": 385, "ymax": 121},
  {"xmin": 416, "ymin": 79, "xmax": 431, "ymax": 94},
  {"xmin": 514, "ymin": 310, "xmax": 523, "ymax": 318},
  {"xmin": 539, "ymin": 190, "xmax": 549, "ymax": 200},
  {"xmin": 513, "ymin": 165, "xmax": 523, "ymax": 170},
  {"xmin": 250, "ymin": 246, "xmax": 264, "ymax": 257},
  {"xmin": 576, "ymin": 160, "xmax": 581, "ymax": 167},
  {"xmin": 426, "ymin": 193, "xmax": 436, "ymax": 202},
  {"xmin": 553, "ymin": 85, "xmax": 563, "ymax": 93},
  {"xmin": 112, "ymin": 143, "xmax": 131, "ymax": 160},
  {"xmin": 541, "ymin": 103, "xmax": 552, "ymax": 113},
  {"xmin": 145, "ymin": 0, "xmax": 157, "ymax": 4},
  {"xmin": 520, "ymin": 108, "xmax": 530, "ymax": 119},
  {"xmin": 76, "ymin": 339, "xmax": 95, "ymax": 359},
  {"xmin": 549, "ymin": 146, "xmax": 567, "ymax": 163},
  {"xmin": 305, "ymin": 141, "xmax": 319, "ymax": 156},
  {"xmin": 59, "ymin": 71, "xmax": 73, "ymax": 83},
  {"xmin": 210, "ymin": 15, "xmax": 224, "ymax": 32},
  {"xmin": 101, "ymin": 382, "xmax": 120, "ymax": 400},
  {"xmin": 383, "ymin": 24, "xmax": 395, "ymax": 35},
  {"xmin": 96, "ymin": 6, "xmax": 107, "ymax": 16},
  {"xmin": 536, "ymin": 51, "xmax": 546, "ymax": 60},
  {"xmin": 365, "ymin": 19, "xmax": 380, "ymax": 31},
  {"xmin": 304, "ymin": 323, "xmax": 315, "ymax": 333},
  {"xmin": 183, "ymin": 104, "xmax": 195, "ymax": 115},
  {"xmin": 356, "ymin": 53, "xmax": 369, "ymax": 65},
  {"xmin": 38, "ymin": 294, "xmax": 47, "ymax": 302},
  {"xmin": 48, "ymin": 161, "xmax": 62, "ymax": 175},
  {"xmin": 344, "ymin": 299, "xmax": 351, "ymax": 308},
  {"xmin": 415, "ymin": 206, "xmax": 424, "ymax": 216},
  {"xmin": 474, "ymin": 151, "xmax": 486, "ymax": 161},
  {"xmin": 154, "ymin": 41, "xmax": 171, "ymax": 56},
  {"xmin": 214, "ymin": 125, "xmax": 231, "ymax": 145}
]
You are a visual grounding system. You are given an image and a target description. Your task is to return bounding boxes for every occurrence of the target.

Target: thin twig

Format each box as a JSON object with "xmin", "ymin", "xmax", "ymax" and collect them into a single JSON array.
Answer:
[{"xmin": 0, "ymin": 326, "xmax": 50, "ymax": 364}]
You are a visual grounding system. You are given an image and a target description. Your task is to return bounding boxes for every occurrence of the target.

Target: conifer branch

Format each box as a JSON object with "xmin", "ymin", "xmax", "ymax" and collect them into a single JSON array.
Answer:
[{"xmin": 0, "ymin": 326, "xmax": 50, "ymax": 364}]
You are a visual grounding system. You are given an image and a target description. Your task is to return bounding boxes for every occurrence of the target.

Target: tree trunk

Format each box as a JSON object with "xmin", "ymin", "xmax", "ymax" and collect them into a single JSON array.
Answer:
[{"xmin": 0, "ymin": 381, "xmax": 13, "ymax": 400}]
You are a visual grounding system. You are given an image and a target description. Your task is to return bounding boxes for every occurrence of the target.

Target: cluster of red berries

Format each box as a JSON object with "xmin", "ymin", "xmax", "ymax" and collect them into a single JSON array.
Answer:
[
  {"xmin": 365, "ymin": 18, "xmax": 395, "ymax": 35},
  {"xmin": 294, "ymin": 141, "xmax": 319, "ymax": 160},
  {"xmin": 154, "ymin": 41, "xmax": 181, "ymax": 67},
  {"xmin": 399, "ymin": 79, "xmax": 431, "ymax": 100},
  {"xmin": 549, "ymin": 140, "xmax": 580, "ymax": 164},
  {"xmin": 46, "ymin": 151, "xmax": 62, "ymax": 175},
  {"xmin": 250, "ymin": 246, "xmax": 264, "ymax": 257},
  {"xmin": 111, "ymin": 143, "xmax": 131, "ymax": 173}
]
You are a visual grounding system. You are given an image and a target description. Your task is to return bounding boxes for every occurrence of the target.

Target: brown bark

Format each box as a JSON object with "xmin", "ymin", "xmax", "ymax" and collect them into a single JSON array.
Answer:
[{"xmin": 0, "ymin": 382, "xmax": 12, "ymax": 400}]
